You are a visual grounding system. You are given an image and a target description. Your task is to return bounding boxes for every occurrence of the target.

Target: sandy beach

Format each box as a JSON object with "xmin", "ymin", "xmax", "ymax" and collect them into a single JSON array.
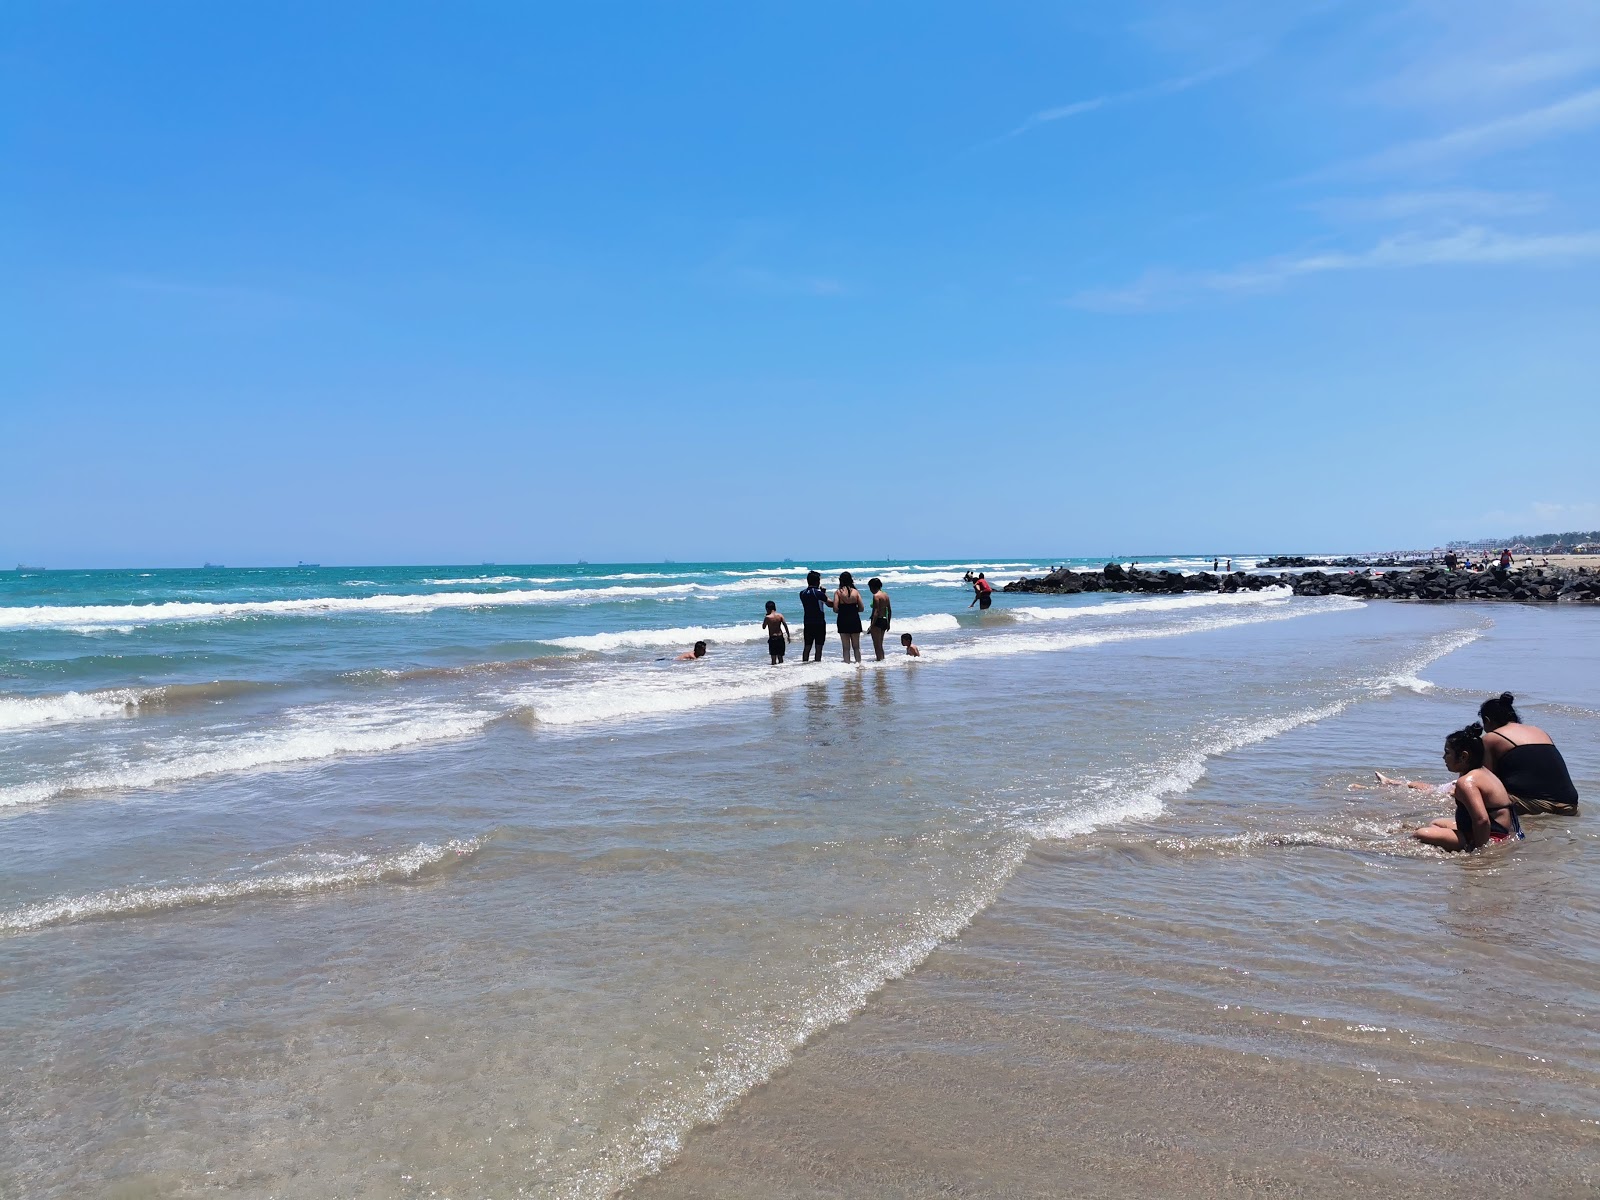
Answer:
[
  {"xmin": 634, "ymin": 604, "xmax": 1600, "ymax": 1199},
  {"xmin": 1521, "ymin": 555, "xmax": 1600, "ymax": 571}
]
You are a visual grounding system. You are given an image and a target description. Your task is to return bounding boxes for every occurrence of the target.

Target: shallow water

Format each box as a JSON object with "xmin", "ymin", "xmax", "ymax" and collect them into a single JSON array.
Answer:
[{"xmin": 1, "ymin": 562, "xmax": 1593, "ymax": 1197}]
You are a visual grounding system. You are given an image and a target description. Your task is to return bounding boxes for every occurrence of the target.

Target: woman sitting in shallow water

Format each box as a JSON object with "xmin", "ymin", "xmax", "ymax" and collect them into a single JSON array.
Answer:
[{"xmin": 1413, "ymin": 723, "xmax": 1523, "ymax": 852}]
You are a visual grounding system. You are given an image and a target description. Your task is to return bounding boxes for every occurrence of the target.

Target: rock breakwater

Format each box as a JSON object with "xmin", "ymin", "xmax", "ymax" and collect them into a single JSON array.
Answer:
[{"xmin": 1004, "ymin": 563, "xmax": 1600, "ymax": 604}]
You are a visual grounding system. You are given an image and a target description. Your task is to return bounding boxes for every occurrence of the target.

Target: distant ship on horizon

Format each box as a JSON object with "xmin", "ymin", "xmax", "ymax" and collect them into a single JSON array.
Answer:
[
  {"xmin": 15, "ymin": 563, "xmax": 43, "ymax": 572},
  {"xmin": 297, "ymin": 561, "xmax": 321, "ymax": 568},
  {"xmin": 204, "ymin": 562, "xmax": 224, "ymax": 569}
]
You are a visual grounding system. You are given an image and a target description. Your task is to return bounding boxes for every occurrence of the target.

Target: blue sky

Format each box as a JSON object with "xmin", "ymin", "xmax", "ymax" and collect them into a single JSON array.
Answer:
[{"xmin": 6, "ymin": 1, "xmax": 1599, "ymax": 566}]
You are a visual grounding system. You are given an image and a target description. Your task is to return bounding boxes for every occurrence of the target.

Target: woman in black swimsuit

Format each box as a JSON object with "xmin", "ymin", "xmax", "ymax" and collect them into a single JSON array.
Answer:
[
  {"xmin": 1414, "ymin": 723, "xmax": 1522, "ymax": 851},
  {"xmin": 832, "ymin": 571, "xmax": 864, "ymax": 664},
  {"xmin": 1479, "ymin": 692, "xmax": 1579, "ymax": 815},
  {"xmin": 866, "ymin": 576, "xmax": 892, "ymax": 661}
]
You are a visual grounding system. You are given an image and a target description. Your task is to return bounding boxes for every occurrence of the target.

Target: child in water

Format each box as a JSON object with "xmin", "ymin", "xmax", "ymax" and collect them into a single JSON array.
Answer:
[
  {"xmin": 762, "ymin": 601, "xmax": 791, "ymax": 665},
  {"xmin": 900, "ymin": 632, "xmax": 920, "ymax": 657}
]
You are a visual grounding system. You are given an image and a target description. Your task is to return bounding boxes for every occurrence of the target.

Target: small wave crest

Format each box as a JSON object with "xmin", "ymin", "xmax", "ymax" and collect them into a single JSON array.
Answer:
[
  {"xmin": 0, "ymin": 679, "xmax": 268, "ymax": 732},
  {"xmin": 0, "ymin": 578, "xmax": 795, "ymax": 631},
  {"xmin": 0, "ymin": 704, "xmax": 494, "ymax": 809},
  {"xmin": 546, "ymin": 612, "xmax": 961, "ymax": 653},
  {"xmin": 0, "ymin": 836, "xmax": 489, "ymax": 934},
  {"xmin": 1148, "ymin": 829, "xmax": 1434, "ymax": 859},
  {"xmin": 1024, "ymin": 698, "xmax": 1354, "ymax": 841},
  {"xmin": 1008, "ymin": 587, "xmax": 1292, "ymax": 624}
]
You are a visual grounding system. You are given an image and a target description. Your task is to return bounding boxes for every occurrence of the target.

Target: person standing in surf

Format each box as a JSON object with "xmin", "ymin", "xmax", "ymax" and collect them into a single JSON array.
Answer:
[
  {"xmin": 832, "ymin": 571, "xmax": 864, "ymax": 664},
  {"xmin": 969, "ymin": 572, "xmax": 993, "ymax": 611},
  {"xmin": 761, "ymin": 601, "xmax": 791, "ymax": 666},
  {"xmin": 798, "ymin": 570, "xmax": 830, "ymax": 663},
  {"xmin": 866, "ymin": 577, "xmax": 892, "ymax": 661}
]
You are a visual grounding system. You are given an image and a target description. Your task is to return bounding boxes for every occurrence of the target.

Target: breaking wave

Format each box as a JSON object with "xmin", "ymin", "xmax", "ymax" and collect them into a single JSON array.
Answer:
[{"xmin": 0, "ymin": 836, "xmax": 489, "ymax": 933}]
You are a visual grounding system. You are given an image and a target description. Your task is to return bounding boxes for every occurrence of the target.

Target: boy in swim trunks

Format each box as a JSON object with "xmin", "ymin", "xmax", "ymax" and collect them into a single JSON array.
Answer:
[
  {"xmin": 901, "ymin": 632, "xmax": 920, "ymax": 657},
  {"xmin": 762, "ymin": 601, "xmax": 791, "ymax": 665}
]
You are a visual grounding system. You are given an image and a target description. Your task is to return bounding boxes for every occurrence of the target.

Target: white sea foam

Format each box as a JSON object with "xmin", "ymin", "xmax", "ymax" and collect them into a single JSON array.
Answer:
[
  {"xmin": 0, "ymin": 836, "xmax": 488, "ymax": 933},
  {"xmin": 518, "ymin": 603, "xmax": 1347, "ymax": 728},
  {"xmin": 0, "ymin": 579, "xmax": 793, "ymax": 630},
  {"xmin": 1366, "ymin": 623, "xmax": 1487, "ymax": 693},
  {"xmin": 0, "ymin": 703, "xmax": 493, "ymax": 809},
  {"xmin": 937, "ymin": 598, "xmax": 1357, "ymax": 665},
  {"xmin": 1009, "ymin": 586, "xmax": 1292, "ymax": 623},
  {"xmin": 563, "ymin": 833, "xmax": 1034, "ymax": 1198},
  {"xmin": 0, "ymin": 689, "xmax": 142, "ymax": 732},
  {"xmin": 1025, "ymin": 698, "xmax": 1355, "ymax": 841},
  {"xmin": 546, "ymin": 612, "xmax": 962, "ymax": 653},
  {"xmin": 422, "ymin": 575, "xmax": 541, "ymax": 585}
]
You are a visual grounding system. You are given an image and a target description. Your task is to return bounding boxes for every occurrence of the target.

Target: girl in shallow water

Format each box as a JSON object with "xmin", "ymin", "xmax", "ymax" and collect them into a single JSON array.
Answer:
[{"xmin": 1413, "ymin": 723, "xmax": 1523, "ymax": 852}]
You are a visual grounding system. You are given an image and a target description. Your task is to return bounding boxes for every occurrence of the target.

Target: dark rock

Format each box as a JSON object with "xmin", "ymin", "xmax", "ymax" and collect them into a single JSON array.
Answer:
[{"xmin": 999, "ymin": 564, "xmax": 1599, "ymax": 605}]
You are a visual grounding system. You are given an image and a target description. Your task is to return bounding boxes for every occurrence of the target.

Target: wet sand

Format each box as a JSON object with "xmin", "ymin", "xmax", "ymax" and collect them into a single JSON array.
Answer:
[{"xmin": 634, "ymin": 619, "xmax": 1600, "ymax": 1198}]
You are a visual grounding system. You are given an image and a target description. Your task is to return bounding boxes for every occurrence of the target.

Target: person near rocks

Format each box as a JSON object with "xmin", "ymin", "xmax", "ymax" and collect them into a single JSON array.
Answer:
[
  {"xmin": 1479, "ymin": 692, "xmax": 1580, "ymax": 816},
  {"xmin": 1444, "ymin": 550, "xmax": 1459, "ymax": 571},
  {"xmin": 969, "ymin": 572, "xmax": 993, "ymax": 610},
  {"xmin": 1413, "ymin": 723, "xmax": 1523, "ymax": 851},
  {"xmin": 1226, "ymin": 558, "xmax": 1233, "ymax": 572},
  {"xmin": 900, "ymin": 632, "xmax": 920, "ymax": 657},
  {"xmin": 677, "ymin": 641, "xmax": 708, "ymax": 661},
  {"xmin": 761, "ymin": 601, "xmax": 791, "ymax": 665},
  {"xmin": 866, "ymin": 577, "xmax": 892, "ymax": 661},
  {"xmin": 1213, "ymin": 558, "xmax": 1220, "ymax": 571},
  {"xmin": 1499, "ymin": 548, "xmax": 1513, "ymax": 570},
  {"xmin": 797, "ymin": 570, "xmax": 830, "ymax": 662},
  {"xmin": 832, "ymin": 571, "xmax": 865, "ymax": 664}
]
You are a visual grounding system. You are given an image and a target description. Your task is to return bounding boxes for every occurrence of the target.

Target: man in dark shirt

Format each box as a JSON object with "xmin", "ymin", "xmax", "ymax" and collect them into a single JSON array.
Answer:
[{"xmin": 798, "ymin": 570, "xmax": 831, "ymax": 662}]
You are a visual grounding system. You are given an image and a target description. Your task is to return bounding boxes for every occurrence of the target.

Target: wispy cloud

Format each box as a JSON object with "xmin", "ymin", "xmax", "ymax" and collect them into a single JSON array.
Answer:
[
  {"xmin": 1071, "ymin": 225, "xmax": 1600, "ymax": 311},
  {"xmin": 717, "ymin": 266, "xmax": 847, "ymax": 297},
  {"xmin": 698, "ymin": 222, "xmax": 849, "ymax": 299},
  {"xmin": 1476, "ymin": 499, "xmax": 1600, "ymax": 534},
  {"xmin": 1310, "ymin": 189, "xmax": 1549, "ymax": 222},
  {"xmin": 1344, "ymin": 85, "xmax": 1600, "ymax": 175},
  {"xmin": 1001, "ymin": 59, "xmax": 1249, "ymax": 141}
]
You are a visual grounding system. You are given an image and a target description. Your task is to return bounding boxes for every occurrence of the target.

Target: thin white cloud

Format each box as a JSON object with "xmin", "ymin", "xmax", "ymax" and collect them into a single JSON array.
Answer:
[
  {"xmin": 1072, "ymin": 225, "xmax": 1600, "ymax": 310},
  {"xmin": 1310, "ymin": 190, "xmax": 1549, "ymax": 222},
  {"xmin": 1476, "ymin": 499, "xmax": 1600, "ymax": 533},
  {"xmin": 1368, "ymin": 0, "xmax": 1600, "ymax": 108},
  {"xmin": 1002, "ymin": 59, "xmax": 1248, "ymax": 141},
  {"xmin": 1348, "ymin": 85, "xmax": 1600, "ymax": 174}
]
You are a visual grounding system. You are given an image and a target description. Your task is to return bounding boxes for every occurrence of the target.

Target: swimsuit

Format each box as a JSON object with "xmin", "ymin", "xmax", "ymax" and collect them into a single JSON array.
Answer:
[
  {"xmin": 799, "ymin": 586, "xmax": 829, "ymax": 651},
  {"xmin": 871, "ymin": 595, "xmax": 891, "ymax": 632},
  {"xmin": 836, "ymin": 592, "xmax": 863, "ymax": 636},
  {"xmin": 1494, "ymin": 734, "xmax": 1580, "ymax": 815},
  {"xmin": 976, "ymin": 585, "xmax": 992, "ymax": 610},
  {"xmin": 1455, "ymin": 796, "xmax": 1523, "ymax": 845},
  {"xmin": 767, "ymin": 633, "xmax": 786, "ymax": 659}
]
